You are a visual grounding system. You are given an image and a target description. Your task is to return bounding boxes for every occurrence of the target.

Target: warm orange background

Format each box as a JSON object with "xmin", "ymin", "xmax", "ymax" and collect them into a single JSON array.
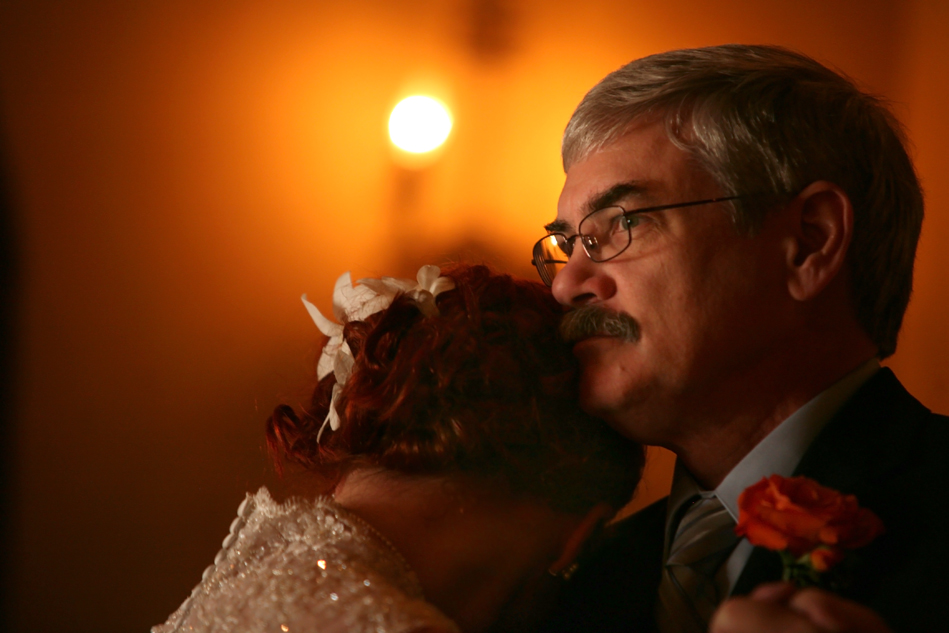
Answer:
[{"xmin": 0, "ymin": 1, "xmax": 946, "ymax": 631}]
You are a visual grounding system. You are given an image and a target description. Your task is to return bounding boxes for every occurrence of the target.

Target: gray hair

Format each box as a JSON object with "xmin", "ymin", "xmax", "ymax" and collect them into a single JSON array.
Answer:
[{"xmin": 563, "ymin": 44, "xmax": 923, "ymax": 358}]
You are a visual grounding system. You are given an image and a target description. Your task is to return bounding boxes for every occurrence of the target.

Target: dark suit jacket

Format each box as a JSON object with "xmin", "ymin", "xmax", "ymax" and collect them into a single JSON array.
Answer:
[{"xmin": 540, "ymin": 369, "xmax": 949, "ymax": 633}]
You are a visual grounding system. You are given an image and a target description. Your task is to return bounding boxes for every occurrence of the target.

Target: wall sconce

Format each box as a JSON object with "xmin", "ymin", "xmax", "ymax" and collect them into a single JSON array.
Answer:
[{"xmin": 388, "ymin": 95, "xmax": 452, "ymax": 168}]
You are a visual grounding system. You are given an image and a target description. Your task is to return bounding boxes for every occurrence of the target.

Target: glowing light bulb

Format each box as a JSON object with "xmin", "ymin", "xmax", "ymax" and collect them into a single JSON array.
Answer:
[{"xmin": 388, "ymin": 96, "xmax": 452, "ymax": 154}]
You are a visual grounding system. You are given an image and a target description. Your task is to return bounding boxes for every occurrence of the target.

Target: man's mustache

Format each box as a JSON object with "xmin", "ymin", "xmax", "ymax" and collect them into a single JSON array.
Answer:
[{"xmin": 559, "ymin": 305, "xmax": 641, "ymax": 343}]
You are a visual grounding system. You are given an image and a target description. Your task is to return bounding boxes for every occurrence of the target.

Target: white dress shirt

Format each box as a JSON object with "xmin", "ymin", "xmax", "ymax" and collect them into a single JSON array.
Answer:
[{"xmin": 663, "ymin": 358, "xmax": 881, "ymax": 593}]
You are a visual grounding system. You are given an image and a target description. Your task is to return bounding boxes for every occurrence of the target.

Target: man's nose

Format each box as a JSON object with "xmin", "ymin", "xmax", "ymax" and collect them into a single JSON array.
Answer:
[{"xmin": 550, "ymin": 248, "xmax": 617, "ymax": 307}]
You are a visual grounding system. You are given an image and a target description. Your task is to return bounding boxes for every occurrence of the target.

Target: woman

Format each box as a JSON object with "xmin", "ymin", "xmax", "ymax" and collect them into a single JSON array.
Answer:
[{"xmin": 154, "ymin": 264, "xmax": 643, "ymax": 633}]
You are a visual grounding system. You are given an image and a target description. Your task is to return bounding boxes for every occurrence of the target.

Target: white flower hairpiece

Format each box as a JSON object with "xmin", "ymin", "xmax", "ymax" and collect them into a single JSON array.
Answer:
[{"xmin": 301, "ymin": 265, "xmax": 455, "ymax": 442}]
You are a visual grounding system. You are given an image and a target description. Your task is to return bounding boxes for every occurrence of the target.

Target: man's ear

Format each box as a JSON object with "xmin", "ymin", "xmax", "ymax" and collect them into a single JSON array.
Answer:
[
  {"xmin": 783, "ymin": 181, "xmax": 853, "ymax": 302},
  {"xmin": 547, "ymin": 502, "xmax": 614, "ymax": 576}
]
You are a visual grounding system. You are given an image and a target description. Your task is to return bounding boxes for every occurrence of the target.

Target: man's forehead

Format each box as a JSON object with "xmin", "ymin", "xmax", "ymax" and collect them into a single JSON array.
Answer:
[{"xmin": 549, "ymin": 124, "xmax": 703, "ymax": 232}]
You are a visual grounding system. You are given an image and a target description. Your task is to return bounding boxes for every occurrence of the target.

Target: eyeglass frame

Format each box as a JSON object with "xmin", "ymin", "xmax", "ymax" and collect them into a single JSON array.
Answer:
[{"xmin": 531, "ymin": 195, "xmax": 744, "ymax": 286}]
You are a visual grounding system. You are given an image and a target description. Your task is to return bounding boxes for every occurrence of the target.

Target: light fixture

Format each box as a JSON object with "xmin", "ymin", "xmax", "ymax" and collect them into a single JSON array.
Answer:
[{"xmin": 388, "ymin": 96, "xmax": 452, "ymax": 154}]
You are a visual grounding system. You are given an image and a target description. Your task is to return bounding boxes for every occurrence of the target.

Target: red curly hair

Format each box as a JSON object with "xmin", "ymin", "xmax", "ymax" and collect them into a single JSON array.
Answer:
[{"xmin": 267, "ymin": 264, "xmax": 642, "ymax": 514}]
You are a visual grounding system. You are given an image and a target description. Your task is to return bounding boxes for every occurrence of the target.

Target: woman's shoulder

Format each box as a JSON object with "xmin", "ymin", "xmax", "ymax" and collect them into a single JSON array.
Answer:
[{"xmin": 153, "ymin": 487, "xmax": 460, "ymax": 633}]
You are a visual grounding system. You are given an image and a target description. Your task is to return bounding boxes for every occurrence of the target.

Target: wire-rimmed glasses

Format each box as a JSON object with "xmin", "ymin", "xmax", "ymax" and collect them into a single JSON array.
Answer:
[{"xmin": 531, "ymin": 196, "xmax": 742, "ymax": 286}]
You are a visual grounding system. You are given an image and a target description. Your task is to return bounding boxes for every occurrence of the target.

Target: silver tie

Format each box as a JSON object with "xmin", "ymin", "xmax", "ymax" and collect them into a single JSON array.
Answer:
[{"xmin": 656, "ymin": 494, "xmax": 740, "ymax": 633}]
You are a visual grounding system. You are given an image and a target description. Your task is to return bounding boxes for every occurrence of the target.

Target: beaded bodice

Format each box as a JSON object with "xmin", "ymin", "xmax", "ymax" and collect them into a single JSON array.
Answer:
[{"xmin": 153, "ymin": 487, "xmax": 459, "ymax": 633}]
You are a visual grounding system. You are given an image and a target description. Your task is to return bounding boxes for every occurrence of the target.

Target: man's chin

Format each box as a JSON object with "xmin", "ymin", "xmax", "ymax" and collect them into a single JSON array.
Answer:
[
  {"xmin": 574, "ymin": 339, "xmax": 640, "ymax": 414},
  {"xmin": 576, "ymin": 371, "xmax": 657, "ymax": 442},
  {"xmin": 577, "ymin": 378, "xmax": 628, "ymax": 427}
]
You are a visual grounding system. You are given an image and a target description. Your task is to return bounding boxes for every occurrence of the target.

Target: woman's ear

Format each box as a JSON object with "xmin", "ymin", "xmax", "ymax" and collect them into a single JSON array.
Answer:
[
  {"xmin": 783, "ymin": 181, "xmax": 854, "ymax": 301},
  {"xmin": 547, "ymin": 502, "xmax": 614, "ymax": 578}
]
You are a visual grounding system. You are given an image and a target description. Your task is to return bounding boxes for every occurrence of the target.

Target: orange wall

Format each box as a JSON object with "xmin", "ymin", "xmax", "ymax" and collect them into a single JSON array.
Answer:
[
  {"xmin": 0, "ymin": 1, "xmax": 945, "ymax": 631},
  {"xmin": 885, "ymin": 0, "xmax": 949, "ymax": 411}
]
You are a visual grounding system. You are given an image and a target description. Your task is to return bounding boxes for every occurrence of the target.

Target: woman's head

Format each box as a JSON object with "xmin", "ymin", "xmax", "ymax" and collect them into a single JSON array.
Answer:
[{"xmin": 268, "ymin": 264, "xmax": 643, "ymax": 514}]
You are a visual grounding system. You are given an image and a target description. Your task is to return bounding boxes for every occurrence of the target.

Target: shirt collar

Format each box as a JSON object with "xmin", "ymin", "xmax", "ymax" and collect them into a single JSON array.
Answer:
[{"xmin": 666, "ymin": 358, "xmax": 881, "ymax": 533}]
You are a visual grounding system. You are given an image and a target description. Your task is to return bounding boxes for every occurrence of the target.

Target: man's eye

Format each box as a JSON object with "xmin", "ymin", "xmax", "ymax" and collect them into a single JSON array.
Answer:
[{"xmin": 615, "ymin": 213, "xmax": 641, "ymax": 231}]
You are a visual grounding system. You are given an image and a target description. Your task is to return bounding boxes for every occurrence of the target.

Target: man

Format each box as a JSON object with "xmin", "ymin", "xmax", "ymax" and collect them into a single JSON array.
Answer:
[{"xmin": 533, "ymin": 45, "xmax": 948, "ymax": 632}]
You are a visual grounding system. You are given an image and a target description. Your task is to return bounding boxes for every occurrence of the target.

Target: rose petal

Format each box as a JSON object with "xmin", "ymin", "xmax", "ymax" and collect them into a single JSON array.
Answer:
[
  {"xmin": 737, "ymin": 519, "xmax": 790, "ymax": 551},
  {"xmin": 736, "ymin": 474, "xmax": 884, "ymax": 557}
]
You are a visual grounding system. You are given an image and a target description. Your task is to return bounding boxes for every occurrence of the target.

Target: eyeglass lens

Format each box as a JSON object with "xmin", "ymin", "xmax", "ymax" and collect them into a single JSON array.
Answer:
[
  {"xmin": 532, "ymin": 206, "xmax": 634, "ymax": 286},
  {"xmin": 578, "ymin": 206, "xmax": 633, "ymax": 261},
  {"xmin": 532, "ymin": 234, "xmax": 570, "ymax": 286}
]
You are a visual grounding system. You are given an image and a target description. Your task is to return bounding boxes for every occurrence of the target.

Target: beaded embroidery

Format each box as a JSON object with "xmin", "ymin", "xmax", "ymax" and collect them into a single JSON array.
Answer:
[{"xmin": 153, "ymin": 488, "xmax": 459, "ymax": 633}]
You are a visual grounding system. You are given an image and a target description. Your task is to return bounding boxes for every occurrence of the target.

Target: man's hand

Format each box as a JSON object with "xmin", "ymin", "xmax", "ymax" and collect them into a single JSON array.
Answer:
[{"xmin": 709, "ymin": 582, "xmax": 892, "ymax": 633}]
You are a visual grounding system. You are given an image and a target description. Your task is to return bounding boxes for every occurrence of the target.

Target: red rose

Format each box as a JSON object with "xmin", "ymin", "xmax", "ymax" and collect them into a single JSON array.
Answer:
[{"xmin": 735, "ymin": 475, "xmax": 884, "ymax": 566}]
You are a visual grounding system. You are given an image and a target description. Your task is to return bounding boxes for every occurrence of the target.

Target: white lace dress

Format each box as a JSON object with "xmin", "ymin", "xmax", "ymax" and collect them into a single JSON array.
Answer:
[{"xmin": 153, "ymin": 488, "xmax": 460, "ymax": 633}]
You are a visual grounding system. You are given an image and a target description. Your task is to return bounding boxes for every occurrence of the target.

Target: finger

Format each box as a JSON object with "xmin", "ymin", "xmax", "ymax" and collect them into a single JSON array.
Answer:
[
  {"xmin": 710, "ymin": 595, "xmax": 823, "ymax": 633},
  {"xmin": 750, "ymin": 581, "xmax": 798, "ymax": 604},
  {"xmin": 789, "ymin": 589, "xmax": 892, "ymax": 633}
]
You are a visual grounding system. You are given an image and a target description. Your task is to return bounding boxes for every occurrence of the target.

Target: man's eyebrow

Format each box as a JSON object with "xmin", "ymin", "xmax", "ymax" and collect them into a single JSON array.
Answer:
[
  {"xmin": 544, "ymin": 218, "xmax": 571, "ymax": 233},
  {"xmin": 543, "ymin": 181, "xmax": 651, "ymax": 234},
  {"xmin": 585, "ymin": 182, "xmax": 648, "ymax": 215}
]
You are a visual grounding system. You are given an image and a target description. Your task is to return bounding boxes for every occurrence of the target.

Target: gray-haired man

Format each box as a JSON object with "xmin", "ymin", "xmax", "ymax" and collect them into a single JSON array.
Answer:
[{"xmin": 534, "ymin": 45, "xmax": 947, "ymax": 633}]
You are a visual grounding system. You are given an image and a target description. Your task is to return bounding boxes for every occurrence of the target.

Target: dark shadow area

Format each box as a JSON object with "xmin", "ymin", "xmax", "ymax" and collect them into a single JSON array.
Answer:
[{"xmin": 0, "ymin": 96, "xmax": 20, "ymax": 633}]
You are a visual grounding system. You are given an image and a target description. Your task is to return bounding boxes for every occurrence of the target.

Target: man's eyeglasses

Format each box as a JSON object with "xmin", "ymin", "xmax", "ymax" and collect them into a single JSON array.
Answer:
[{"xmin": 531, "ymin": 196, "xmax": 742, "ymax": 286}]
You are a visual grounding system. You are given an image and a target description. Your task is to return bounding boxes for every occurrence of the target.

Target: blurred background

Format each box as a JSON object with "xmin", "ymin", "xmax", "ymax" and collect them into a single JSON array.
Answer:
[{"xmin": 0, "ymin": 0, "xmax": 946, "ymax": 630}]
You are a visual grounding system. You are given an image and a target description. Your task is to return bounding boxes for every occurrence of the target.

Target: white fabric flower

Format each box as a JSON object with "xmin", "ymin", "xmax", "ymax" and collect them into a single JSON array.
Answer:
[{"xmin": 301, "ymin": 265, "xmax": 455, "ymax": 442}]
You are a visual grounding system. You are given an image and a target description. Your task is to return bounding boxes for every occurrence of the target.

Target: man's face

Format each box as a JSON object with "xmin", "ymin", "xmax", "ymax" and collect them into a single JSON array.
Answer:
[{"xmin": 550, "ymin": 120, "xmax": 792, "ymax": 447}]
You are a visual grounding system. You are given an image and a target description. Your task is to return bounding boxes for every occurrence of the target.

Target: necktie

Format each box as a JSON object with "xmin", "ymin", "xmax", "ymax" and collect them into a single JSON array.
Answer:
[{"xmin": 656, "ymin": 494, "xmax": 740, "ymax": 633}]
